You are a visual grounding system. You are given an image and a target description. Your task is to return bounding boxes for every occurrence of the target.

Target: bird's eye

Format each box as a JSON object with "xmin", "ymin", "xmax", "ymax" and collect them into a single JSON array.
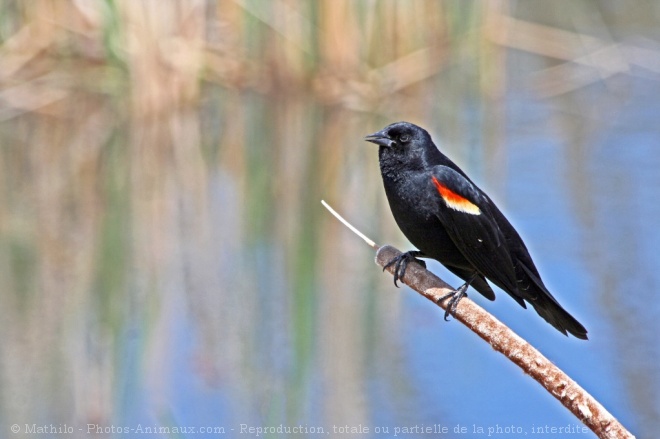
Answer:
[{"xmin": 399, "ymin": 134, "xmax": 410, "ymax": 142}]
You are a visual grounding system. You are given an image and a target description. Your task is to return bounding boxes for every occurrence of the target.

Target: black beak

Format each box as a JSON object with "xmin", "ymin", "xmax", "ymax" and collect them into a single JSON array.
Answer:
[{"xmin": 364, "ymin": 130, "xmax": 394, "ymax": 147}]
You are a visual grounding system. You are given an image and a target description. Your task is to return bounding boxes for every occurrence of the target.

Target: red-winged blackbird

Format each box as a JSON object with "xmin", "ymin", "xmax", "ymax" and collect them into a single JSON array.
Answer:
[{"xmin": 366, "ymin": 121, "xmax": 588, "ymax": 340}]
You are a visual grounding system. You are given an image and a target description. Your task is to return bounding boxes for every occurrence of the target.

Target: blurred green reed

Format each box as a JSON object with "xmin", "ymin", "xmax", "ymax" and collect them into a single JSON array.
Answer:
[{"xmin": 0, "ymin": 0, "xmax": 657, "ymax": 433}]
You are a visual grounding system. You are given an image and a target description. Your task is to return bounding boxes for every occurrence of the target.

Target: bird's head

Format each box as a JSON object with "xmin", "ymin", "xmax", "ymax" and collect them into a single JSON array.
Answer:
[{"xmin": 365, "ymin": 121, "xmax": 435, "ymax": 169}]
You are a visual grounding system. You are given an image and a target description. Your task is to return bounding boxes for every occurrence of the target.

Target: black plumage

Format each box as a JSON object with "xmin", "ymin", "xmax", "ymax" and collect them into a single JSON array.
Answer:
[{"xmin": 366, "ymin": 121, "xmax": 588, "ymax": 340}]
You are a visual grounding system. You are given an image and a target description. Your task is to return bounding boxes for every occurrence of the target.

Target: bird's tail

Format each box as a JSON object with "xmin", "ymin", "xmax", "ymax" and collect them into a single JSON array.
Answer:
[
  {"xmin": 518, "ymin": 264, "xmax": 588, "ymax": 339},
  {"xmin": 530, "ymin": 296, "xmax": 588, "ymax": 340}
]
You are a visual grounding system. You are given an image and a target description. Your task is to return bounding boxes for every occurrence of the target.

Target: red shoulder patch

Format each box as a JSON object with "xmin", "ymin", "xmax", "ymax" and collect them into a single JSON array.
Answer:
[{"xmin": 431, "ymin": 176, "xmax": 481, "ymax": 215}]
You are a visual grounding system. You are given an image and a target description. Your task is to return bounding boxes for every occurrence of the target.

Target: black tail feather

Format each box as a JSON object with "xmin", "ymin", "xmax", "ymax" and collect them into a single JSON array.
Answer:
[{"xmin": 518, "ymin": 263, "xmax": 588, "ymax": 340}]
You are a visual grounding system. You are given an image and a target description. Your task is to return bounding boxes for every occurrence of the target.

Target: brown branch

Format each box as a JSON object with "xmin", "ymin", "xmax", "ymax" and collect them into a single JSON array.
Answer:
[
  {"xmin": 377, "ymin": 246, "xmax": 634, "ymax": 439},
  {"xmin": 321, "ymin": 201, "xmax": 636, "ymax": 439}
]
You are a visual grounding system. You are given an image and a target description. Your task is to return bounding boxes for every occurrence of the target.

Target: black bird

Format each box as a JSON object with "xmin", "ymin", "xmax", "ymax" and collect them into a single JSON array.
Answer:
[{"xmin": 366, "ymin": 121, "xmax": 588, "ymax": 339}]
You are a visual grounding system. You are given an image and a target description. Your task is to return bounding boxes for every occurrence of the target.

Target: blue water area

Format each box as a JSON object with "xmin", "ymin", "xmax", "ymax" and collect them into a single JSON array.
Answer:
[{"xmin": 105, "ymin": 78, "xmax": 657, "ymax": 438}]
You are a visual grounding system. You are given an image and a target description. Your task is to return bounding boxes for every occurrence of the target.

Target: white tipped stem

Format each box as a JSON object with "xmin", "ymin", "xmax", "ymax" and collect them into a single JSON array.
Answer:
[{"xmin": 321, "ymin": 200, "xmax": 378, "ymax": 249}]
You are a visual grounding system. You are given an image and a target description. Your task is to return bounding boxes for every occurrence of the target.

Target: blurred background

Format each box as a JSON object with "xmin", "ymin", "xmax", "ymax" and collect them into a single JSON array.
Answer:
[{"xmin": 1, "ymin": 1, "xmax": 659, "ymax": 437}]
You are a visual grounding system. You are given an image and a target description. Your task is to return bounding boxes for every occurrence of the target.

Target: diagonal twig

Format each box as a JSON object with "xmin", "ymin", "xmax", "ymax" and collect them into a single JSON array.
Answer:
[{"xmin": 322, "ymin": 200, "xmax": 635, "ymax": 439}]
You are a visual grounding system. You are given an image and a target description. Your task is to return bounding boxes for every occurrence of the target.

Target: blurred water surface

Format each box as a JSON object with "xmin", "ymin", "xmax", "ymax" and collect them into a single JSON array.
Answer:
[{"xmin": 1, "ymin": 1, "xmax": 659, "ymax": 438}]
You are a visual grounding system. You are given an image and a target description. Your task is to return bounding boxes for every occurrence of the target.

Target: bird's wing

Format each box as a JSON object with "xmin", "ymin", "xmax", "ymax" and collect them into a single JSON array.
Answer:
[{"xmin": 429, "ymin": 166, "xmax": 522, "ymax": 302}]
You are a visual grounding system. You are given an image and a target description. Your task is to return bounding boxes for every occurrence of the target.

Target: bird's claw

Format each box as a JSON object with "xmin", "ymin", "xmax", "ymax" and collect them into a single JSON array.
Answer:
[
  {"xmin": 436, "ymin": 284, "xmax": 469, "ymax": 321},
  {"xmin": 383, "ymin": 251, "xmax": 426, "ymax": 287}
]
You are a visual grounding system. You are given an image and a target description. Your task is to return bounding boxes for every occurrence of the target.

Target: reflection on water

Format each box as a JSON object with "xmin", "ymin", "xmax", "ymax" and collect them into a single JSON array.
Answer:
[{"xmin": 1, "ymin": 2, "xmax": 659, "ymax": 438}]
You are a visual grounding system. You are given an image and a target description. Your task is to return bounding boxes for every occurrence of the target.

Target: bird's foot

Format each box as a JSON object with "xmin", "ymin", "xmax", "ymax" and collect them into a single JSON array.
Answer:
[
  {"xmin": 436, "ymin": 283, "xmax": 469, "ymax": 321},
  {"xmin": 383, "ymin": 251, "xmax": 426, "ymax": 287}
]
